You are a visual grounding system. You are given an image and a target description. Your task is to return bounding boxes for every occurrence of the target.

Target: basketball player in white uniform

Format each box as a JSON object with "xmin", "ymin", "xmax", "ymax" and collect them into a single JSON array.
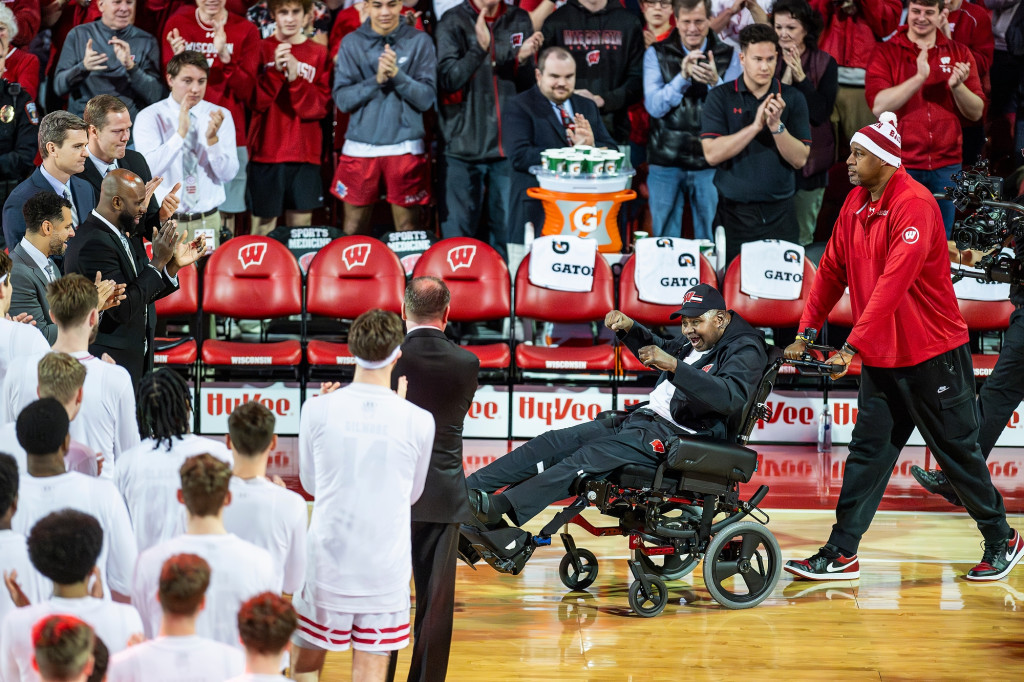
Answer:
[{"xmin": 292, "ymin": 309, "xmax": 433, "ymax": 682}]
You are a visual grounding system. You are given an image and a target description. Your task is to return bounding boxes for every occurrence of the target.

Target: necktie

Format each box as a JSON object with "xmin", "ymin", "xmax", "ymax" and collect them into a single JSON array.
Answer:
[
  {"xmin": 181, "ymin": 112, "xmax": 200, "ymax": 213},
  {"xmin": 63, "ymin": 188, "xmax": 79, "ymax": 227},
  {"xmin": 116, "ymin": 231, "xmax": 138, "ymax": 277},
  {"xmin": 104, "ymin": 163, "xmax": 116, "ymax": 177},
  {"xmin": 557, "ymin": 104, "xmax": 574, "ymax": 146},
  {"xmin": 44, "ymin": 259, "xmax": 58, "ymax": 283}
]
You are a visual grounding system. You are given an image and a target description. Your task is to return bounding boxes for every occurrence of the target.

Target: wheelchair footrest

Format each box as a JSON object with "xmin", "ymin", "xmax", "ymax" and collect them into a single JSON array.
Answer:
[{"xmin": 460, "ymin": 524, "xmax": 536, "ymax": 576}]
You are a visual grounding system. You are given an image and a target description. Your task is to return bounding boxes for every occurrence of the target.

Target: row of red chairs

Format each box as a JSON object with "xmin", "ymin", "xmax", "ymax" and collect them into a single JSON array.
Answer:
[{"xmin": 153, "ymin": 236, "xmax": 1012, "ymax": 381}]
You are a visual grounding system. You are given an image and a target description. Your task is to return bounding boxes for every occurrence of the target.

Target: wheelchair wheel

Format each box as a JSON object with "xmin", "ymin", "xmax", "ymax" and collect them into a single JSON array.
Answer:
[
  {"xmin": 702, "ymin": 521, "xmax": 782, "ymax": 610},
  {"xmin": 637, "ymin": 551, "xmax": 699, "ymax": 581},
  {"xmin": 558, "ymin": 549, "xmax": 599, "ymax": 591},
  {"xmin": 628, "ymin": 576, "xmax": 668, "ymax": 618}
]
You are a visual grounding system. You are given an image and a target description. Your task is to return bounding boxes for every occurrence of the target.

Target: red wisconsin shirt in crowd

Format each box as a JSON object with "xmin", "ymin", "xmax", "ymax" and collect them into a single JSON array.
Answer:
[
  {"xmin": 162, "ymin": 8, "xmax": 260, "ymax": 144},
  {"xmin": 4, "ymin": 46, "xmax": 39, "ymax": 100},
  {"xmin": 811, "ymin": 0, "xmax": 902, "ymax": 70},
  {"xmin": 800, "ymin": 167, "xmax": 968, "ymax": 368},
  {"xmin": 866, "ymin": 28, "xmax": 984, "ymax": 170},
  {"xmin": 249, "ymin": 36, "xmax": 329, "ymax": 164},
  {"xmin": 947, "ymin": 2, "xmax": 994, "ymax": 78}
]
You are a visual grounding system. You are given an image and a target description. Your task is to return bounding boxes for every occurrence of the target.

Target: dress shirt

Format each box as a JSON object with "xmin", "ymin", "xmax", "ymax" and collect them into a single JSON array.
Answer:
[
  {"xmin": 88, "ymin": 150, "xmax": 119, "ymax": 178},
  {"xmin": 18, "ymin": 238, "xmax": 51, "ymax": 273},
  {"xmin": 548, "ymin": 98, "xmax": 574, "ymax": 127},
  {"xmin": 38, "ymin": 165, "xmax": 73, "ymax": 199},
  {"xmin": 132, "ymin": 96, "xmax": 239, "ymax": 212}
]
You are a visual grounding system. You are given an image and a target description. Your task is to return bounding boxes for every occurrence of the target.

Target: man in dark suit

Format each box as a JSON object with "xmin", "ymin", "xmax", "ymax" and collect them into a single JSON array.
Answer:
[
  {"xmin": 2, "ymin": 111, "xmax": 96, "ymax": 250},
  {"xmin": 389, "ymin": 276, "xmax": 479, "ymax": 682},
  {"xmin": 503, "ymin": 46, "xmax": 617, "ymax": 257},
  {"xmin": 9, "ymin": 193, "xmax": 76, "ymax": 344},
  {"xmin": 79, "ymin": 94, "xmax": 180, "ymax": 235},
  {"xmin": 63, "ymin": 169, "xmax": 206, "ymax": 387}
]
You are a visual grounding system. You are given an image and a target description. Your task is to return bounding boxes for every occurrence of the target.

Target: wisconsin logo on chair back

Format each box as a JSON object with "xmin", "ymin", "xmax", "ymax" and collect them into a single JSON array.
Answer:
[
  {"xmin": 237, "ymin": 242, "xmax": 267, "ymax": 270},
  {"xmin": 447, "ymin": 244, "xmax": 477, "ymax": 271},
  {"xmin": 342, "ymin": 243, "xmax": 372, "ymax": 270}
]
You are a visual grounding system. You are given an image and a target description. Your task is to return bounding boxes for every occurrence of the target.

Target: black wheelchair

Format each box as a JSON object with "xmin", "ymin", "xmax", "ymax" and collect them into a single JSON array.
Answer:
[{"xmin": 461, "ymin": 347, "xmax": 834, "ymax": 617}]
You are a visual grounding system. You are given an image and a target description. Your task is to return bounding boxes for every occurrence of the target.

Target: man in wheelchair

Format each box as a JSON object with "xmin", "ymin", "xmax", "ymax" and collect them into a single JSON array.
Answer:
[{"xmin": 465, "ymin": 284, "xmax": 769, "ymax": 538}]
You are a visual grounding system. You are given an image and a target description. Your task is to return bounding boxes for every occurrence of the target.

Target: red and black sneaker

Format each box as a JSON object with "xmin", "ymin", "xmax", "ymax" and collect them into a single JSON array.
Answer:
[
  {"xmin": 785, "ymin": 544, "xmax": 860, "ymax": 581},
  {"xmin": 965, "ymin": 529, "xmax": 1024, "ymax": 582}
]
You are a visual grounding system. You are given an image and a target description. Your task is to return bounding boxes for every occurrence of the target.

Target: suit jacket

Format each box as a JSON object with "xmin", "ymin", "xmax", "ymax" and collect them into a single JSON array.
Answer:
[
  {"xmin": 1, "ymin": 167, "xmax": 96, "ymax": 250},
  {"xmin": 78, "ymin": 149, "xmax": 162, "ymax": 235},
  {"xmin": 502, "ymin": 86, "xmax": 617, "ymax": 244},
  {"xmin": 9, "ymin": 243, "xmax": 57, "ymax": 344},
  {"xmin": 63, "ymin": 213, "xmax": 178, "ymax": 386},
  {"xmin": 392, "ymin": 327, "xmax": 479, "ymax": 524}
]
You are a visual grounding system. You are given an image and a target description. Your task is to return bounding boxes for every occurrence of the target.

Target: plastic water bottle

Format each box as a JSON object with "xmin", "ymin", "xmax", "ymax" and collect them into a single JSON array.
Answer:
[{"xmin": 817, "ymin": 405, "xmax": 832, "ymax": 453}]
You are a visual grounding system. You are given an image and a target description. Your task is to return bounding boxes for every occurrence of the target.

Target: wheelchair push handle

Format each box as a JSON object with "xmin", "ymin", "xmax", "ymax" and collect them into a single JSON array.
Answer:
[{"xmin": 785, "ymin": 344, "xmax": 841, "ymax": 377}]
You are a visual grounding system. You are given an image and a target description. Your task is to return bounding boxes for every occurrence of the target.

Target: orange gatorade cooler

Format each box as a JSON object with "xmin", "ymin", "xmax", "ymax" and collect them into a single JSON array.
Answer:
[{"xmin": 528, "ymin": 162, "xmax": 636, "ymax": 253}]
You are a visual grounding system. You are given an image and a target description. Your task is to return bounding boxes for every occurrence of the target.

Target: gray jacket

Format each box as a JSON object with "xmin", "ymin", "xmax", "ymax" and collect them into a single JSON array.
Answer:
[
  {"xmin": 9, "ymin": 243, "xmax": 57, "ymax": 345},
  {"xmin": 54, "ymin": 20, "xmax": 164, "ymax": 120},
  {"xmin": 333, "ymin": 21, "xmax": 436, "ymax": 146}
]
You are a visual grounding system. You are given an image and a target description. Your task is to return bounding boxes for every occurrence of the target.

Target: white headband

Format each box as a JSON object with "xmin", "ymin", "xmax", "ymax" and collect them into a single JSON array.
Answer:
[
  {"xmin": 353, "ymin": 346, "xmax": 401, "ymax": 370},
  {"xmin": 0, "ymin": 273, "xmax": 7, "ymax": 285}
]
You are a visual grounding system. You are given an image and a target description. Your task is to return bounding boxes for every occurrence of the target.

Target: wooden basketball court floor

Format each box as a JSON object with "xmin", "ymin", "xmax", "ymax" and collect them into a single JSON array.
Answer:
[{"xmin": 300, "ymin": 443, "xmax": 1024, "ymax": 681}]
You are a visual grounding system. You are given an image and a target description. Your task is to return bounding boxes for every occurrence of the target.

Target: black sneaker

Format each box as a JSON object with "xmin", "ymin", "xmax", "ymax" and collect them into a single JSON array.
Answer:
[
  {"xmin": 785, "ymin": 543, "xmax": 860, "ymax": 581},
  {"xmin": 910, "ymin": 465, "xmax": 963, "ymax": 506},
  {"xmin": 965, "ymin": 529, "xmax": 1024, "ymax": 582}
]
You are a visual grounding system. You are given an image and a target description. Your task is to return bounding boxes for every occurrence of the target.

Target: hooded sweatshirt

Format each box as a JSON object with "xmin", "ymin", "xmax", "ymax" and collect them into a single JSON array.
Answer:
[
  {"xmin": 541, "ymin": 0, "xmax": 644, "ymax": 145},
  {"xmin": 333, "ymin": 20, "xmax": 436, "ymax": 147},
  {"xmin": 618, "ymin": 313, "xmax": 768, "ymax": 441}
]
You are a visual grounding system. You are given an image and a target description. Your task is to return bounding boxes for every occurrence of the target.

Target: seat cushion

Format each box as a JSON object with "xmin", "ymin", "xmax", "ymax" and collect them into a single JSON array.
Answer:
[
  {"xmin": 465, "ymin": 343, "xmax": 511, "ymax": 369},
  {"xmin": 515, "ymin": 344, "xmax": 616, "ymax": 371},
  {"xmin": 201, "ymin": 340, "xmax": 302, "ymax": 366},
  {"xmin": 153, "ymin": 338, "xmax": 197, "ymax": 365},
  {"xmin": 306, "ymin": 340, "xmax": 356, "ymax": 366}
]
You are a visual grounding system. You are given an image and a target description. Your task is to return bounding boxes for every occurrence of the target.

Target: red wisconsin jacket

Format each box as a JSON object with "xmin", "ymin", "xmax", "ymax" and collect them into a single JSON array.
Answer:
[
  {"xmin": 799, "ymin": 167, "xmax": 968, "ymax": 368},
  {"xmin": 812, "ymin": 0, "xmax": 902, "ymax": 70},
  {"xmin": 866, "ymin": 28, "xmax": 985, "ymax": 170}
]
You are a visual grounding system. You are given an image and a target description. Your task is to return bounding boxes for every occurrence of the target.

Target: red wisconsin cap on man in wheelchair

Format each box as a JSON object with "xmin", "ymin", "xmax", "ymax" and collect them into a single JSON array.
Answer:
[{"xmin": 669, "ymin": 283, "xmax": 727, "ymax": 319}]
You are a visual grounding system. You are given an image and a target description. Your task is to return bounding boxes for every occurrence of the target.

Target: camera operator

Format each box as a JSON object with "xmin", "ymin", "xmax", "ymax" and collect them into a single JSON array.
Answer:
[{"xmin": 914, "ymin": 212, "xmax": 1024, "ymax": 505}]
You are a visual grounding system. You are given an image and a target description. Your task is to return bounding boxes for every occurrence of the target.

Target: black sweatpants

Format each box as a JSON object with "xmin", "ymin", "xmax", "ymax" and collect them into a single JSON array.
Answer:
[
  {"xmin": 829, "ymin": 343, "xmax": 1010, "ymax": 555},
  {"xmin": 978, "ymin": 306, "xmax": 1024, "ymax": 457},
  {"xmin": 466, "ymin": 411, "xmax": 686, "ymax": 524},
  {"xmin": 715, "ymin": 195, "xmax": 798, "ymax": 264}
]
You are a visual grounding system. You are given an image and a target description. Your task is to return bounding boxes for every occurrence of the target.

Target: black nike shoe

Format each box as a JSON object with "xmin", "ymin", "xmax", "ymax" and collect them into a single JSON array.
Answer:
[
  {"xmin": 785, "ymin": 543, "xmax": 860, "ymax": 581},
  {"xmin": 965, "ymin": 529, "xmax": 1024, "ymax": 582},
  {"xmin": 910, "ymin": 465, "xmax": 963, "ymax": 506}
]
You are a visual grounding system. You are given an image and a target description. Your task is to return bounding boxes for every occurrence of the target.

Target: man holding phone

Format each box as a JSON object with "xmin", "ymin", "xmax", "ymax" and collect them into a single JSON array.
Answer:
[{"xmin": 643, "ymin": 0, "xmax": 742, "ymax": 240}]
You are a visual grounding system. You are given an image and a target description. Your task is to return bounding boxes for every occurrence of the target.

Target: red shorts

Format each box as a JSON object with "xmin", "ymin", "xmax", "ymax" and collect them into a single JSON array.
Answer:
[{"xmin": 331, "ymin": 153, "xmax": 431, "ymax": 207}]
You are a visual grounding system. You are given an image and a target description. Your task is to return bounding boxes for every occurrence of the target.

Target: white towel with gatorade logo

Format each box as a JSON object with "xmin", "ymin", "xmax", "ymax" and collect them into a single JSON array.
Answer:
[
  {"xmin": 740, "ymin": 239, "xmax": 805, "ymax": 300},
  {"xmin": 952, "ymin": 248, "xmax": 1013, "ymax": 301},
  {"xmin": 634, "ymin": 237, "xmax": 702, "ymax": 305},
  {"xmin": 529, "ymin": 235, "xmax": 598, "ymax": 292}
]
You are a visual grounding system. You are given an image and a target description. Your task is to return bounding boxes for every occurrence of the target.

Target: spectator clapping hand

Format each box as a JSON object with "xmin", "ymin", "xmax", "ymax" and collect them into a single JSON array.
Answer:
[{"xmin": 83, "ymin": 38, "xmax": 108, "ymax": 71}]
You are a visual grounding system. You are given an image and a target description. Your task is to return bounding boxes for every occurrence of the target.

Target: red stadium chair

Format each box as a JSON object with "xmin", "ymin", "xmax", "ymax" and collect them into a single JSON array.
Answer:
[
  {"xmin": 200, "ymin": 237, "xmax": 304, "ymax": 376},
  {"xmin": 305, "ymin": 236, "xmax": 406, "ymax": 370},
  {"xmin": 513, "ymin": 253, "xmax": 616, "ymax": 376},
  {"xmin": 824, "ymin": 291, "xmax": 862, "ymax": 377},
  {"xmin": 412, "ymin": 238, "xmax": 512, "ymax": 371},
  {"xmin": 958, "ymin": 298, "xmax": 1015, "ymax": 378},
  {"xmin": 722, "ymin": 256, "xmax": 817, "ymax": 376},
  {"xmin": 146, "ymin": 242, "xmax": 199, "ymax": 370},
  {"xmin": 618, "ymin": 252, "xmax": 718, "ymax": 373}
]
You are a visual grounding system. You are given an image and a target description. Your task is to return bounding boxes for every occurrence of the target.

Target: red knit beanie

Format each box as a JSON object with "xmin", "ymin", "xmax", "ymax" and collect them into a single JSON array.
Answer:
[{"xmin": 850, "ymin": 112, "xmax": 901, "ymax": 168}]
